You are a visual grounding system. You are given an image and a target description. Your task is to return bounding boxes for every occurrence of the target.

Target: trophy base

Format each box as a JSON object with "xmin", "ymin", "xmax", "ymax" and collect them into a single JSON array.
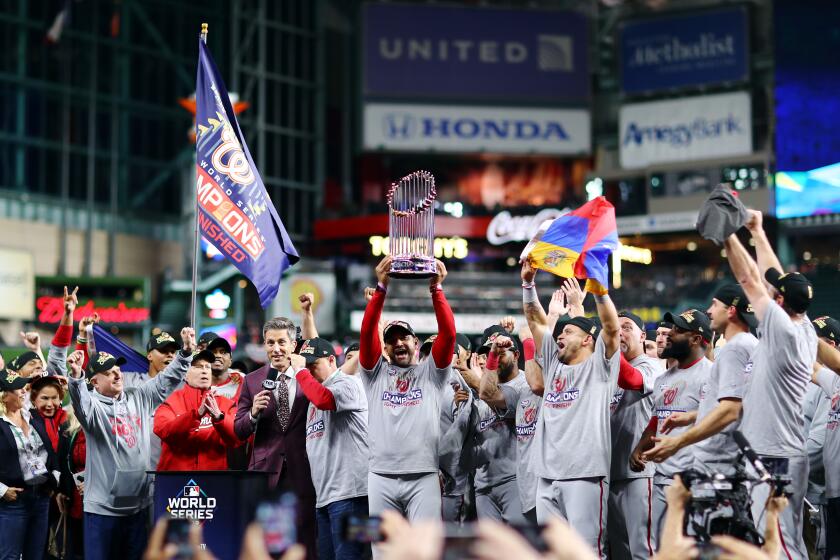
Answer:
[{"xmin": 388, "ymin": 256, "xmax": 436, "ymax": 280}]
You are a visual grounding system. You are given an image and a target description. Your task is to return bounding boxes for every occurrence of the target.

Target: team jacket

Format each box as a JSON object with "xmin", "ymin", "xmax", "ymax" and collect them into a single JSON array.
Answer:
[{"xmin": 153, "ymin": 384, "xmax": 241, "ymax": 471}]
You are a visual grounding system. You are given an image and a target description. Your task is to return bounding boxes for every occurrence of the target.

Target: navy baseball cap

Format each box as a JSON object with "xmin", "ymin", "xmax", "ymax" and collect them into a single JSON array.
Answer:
[
  {"xmin": 813, "ymin": 316, "xmax": 840, "ymax": 342},
  {"xmin": 298, "ymin": 338, "xmax": 337, "ymax": 365},
  {"xmin": 554, "ymin": 316, "xmax": 600, "ymax": 339},
  {"xmin": 147, "ymin": 331, "xmax": 179, "ymax": 352},
  {"xmin": 713, "ymin": 284, "xmax": 757, "ymax": 328},
  {"xmin": 664, "ymin": 309, "xmax": 712, "ymax": 342},
  {"xmin": 618, "ymin": 311, "xmax": 644, "ymax": 331},
  {"xmin": 190, "ymin": 349, "xmax": 216, "ymax": 366},
  {"xmin": 478, "ymin": 325, "xmax": 508, "ymax": 354},
  {"xmin": 0, "ymin": 369, "xmax": 30, "ymax": 391},
  {"xmin": 765, "ymin": 268, "xmax": 813, "ymax": 313},
  {"xmin": 9, "ymin": 351, "xmax": 41, "ymax": 372},
  {"xmin": 87, "ymin": 352, "xmax": 127, "ymax": 378},
  {"xmin": 206, "ymin": 336, "xmax": 232, "ymax": 355},
  {"xmin": 383, "ymin": 321, "xmax": 416, "ymax": 341},
  {"xmin": 197, "ymin": 332, "xmax": 219, "ymax": 347}
]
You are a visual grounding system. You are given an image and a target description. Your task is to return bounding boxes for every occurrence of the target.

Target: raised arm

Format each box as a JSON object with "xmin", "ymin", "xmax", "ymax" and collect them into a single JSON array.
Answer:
[
  {"xmin": 521, "ymin": 259, "xmax": 549, "ymax": 350},
  {"xmin": 478, "ymin": 335, "xmax": 512, "ymax": 410},
  {"xmin": 46, "ymin": 286, "xmax": 78, "ymax": 377},
  {"xmin": 518, "ymin": 323, "xmax": 544, "ymax": 396},
  {"xmin": 65, "ymin": 350, "xmax": 94, "ymax": 431},
  {"xmin": 298, "ymin": 293, "xmax": 319, "ymax": 340},
  {"xmin": 141, "ymin": 327, "xmax": 193, "ymax": 406},
  {"xmin": 745, "ymin": 210, "xmax": 783, "ymax": 279},
  {"xmin": 360, "ymin": 257, "xmax": 390, "ymax": 371},
  {"xmin": 429, "ymin": 260, "xmax": 456, "ymax": 370},
  {"xmin": 594, "ymin": 292, "xmax": 620, "ymax": 359},
  {"xmin": 723, "ymin": 233, "xmax": 772, "ymax": 321},
  {"xmin": 295, "ymin": 368, "xmax": 336, "ymax": 411}
]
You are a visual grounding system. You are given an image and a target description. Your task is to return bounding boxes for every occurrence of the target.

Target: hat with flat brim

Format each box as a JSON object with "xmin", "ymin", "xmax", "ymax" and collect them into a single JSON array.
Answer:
[
  {"xmin": 0, "ymin": 369, "xmax": 30, "ymax": 391},
  {"xmin": 663, "ymin": 310, "xmax": 712, "ymax": 342},
  {"xmin": 765, "ymin": 268, "xmax": 813, "ymax": 314}
]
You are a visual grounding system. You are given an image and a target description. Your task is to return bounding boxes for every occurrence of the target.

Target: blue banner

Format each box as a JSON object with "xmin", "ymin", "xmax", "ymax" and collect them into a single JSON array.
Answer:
[
  {"xmin": 363, "ymin": 3, "xmax": 589, "ymax": 103},
  {"xmin": 620, "ymin": 7, "xmax": 748, "ymax": 95},
  {"xmin": 195, "ymin": 39, "xmax": 298, "ymax": 308},
  {"xmin": 92, "ymin": 324, "xmax": 149, "ymax": 374}
]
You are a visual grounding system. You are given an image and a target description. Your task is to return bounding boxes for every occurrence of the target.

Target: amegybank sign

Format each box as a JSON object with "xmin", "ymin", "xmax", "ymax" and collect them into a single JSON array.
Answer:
[
  {"xmin": 364, "ymin": 103, "xmax": 590, "ymax": 155},
  {"xmin": 619, "ymin": 92, "xmax": 752, "ymax": 169}
]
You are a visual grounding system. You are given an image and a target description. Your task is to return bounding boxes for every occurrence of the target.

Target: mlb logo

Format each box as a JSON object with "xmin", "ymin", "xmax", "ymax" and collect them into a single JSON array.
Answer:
[{"xmin": 184, "ymin": 485, "xmax": 200, "ymax": 497}]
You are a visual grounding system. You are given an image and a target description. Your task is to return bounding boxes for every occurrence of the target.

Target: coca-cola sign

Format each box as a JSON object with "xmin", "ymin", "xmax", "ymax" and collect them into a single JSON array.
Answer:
[{"xmin": 486, "ymin": 208, "xmax": 569, "ymax": 245}]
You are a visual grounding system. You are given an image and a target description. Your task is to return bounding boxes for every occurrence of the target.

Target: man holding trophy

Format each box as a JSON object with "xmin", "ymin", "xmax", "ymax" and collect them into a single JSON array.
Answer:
[{"xmin": 358, "ymin": 171, "xmax": 457, "ymax": 521}]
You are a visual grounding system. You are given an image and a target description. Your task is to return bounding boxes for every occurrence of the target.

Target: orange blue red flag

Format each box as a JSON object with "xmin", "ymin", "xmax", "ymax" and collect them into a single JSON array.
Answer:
[{"xmin": 521, "ymin": 197, "xmax": 618, "ymax": 294}]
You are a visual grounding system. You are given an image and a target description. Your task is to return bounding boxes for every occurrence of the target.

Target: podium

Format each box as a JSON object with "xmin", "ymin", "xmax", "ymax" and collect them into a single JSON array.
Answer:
[{"xmin": 152, "ymin": 470, "xmax": 274, "ymax": 560}]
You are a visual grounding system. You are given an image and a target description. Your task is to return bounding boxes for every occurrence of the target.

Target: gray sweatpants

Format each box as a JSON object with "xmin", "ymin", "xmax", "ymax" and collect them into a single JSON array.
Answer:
[
  {"xmin": 441, "ymin": 494, "xmax": 465, "ymax": 523},
  {"xmin": 476, "ymin": 478, "xmax": 527, "ymax": 524},
  {"xmin": 368, "ymin": 472, "xmax": 441, "ymax": 522},
  {"xmin": 608, "ymin": 478, "xmax": 655, "ymax": 560},
  {"xmin": 750, "ymin": 454, "xmax": 809, "ymax": 560},
  {"xmin": 652, "ymin": 481, "xmax": 668, "ymax": 548},
  {"xmin": 536, "ymin": 477, "xmax": 608, "ymax": 559}
]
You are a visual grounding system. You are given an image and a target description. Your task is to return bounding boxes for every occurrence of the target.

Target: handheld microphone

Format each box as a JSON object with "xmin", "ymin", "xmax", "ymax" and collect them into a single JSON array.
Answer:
[
  {"xmin": 256, "ymin": 369, "xmax": 279, "ymax": 418},
  {"xmin": 733, "ymin": 430, "xmax": 771, "ymax": 482}
]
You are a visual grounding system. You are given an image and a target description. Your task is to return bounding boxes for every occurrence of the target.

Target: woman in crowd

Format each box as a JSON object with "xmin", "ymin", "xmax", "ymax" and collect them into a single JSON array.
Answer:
[
  {"xmin": 59, "ymin": 410, "xmax": 86, "ymax": 560},
  {"xmin": 0, "ymin": 370, "xmax": 59, "ymax": 560}
]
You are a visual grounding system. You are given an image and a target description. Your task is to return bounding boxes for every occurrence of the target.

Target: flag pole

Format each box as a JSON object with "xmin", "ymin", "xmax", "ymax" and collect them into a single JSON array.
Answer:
[{"xmin": 190, "ymin": 22, "xmax": 208, "ymax": 332}]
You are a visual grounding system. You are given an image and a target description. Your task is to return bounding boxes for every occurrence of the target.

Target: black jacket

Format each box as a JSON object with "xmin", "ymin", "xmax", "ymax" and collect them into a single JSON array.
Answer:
[{"xmin": 0, "ymin": 413, "xmax": 60, "ymax": 491}]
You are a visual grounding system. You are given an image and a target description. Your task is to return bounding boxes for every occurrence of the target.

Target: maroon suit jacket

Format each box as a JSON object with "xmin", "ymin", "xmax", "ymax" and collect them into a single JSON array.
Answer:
[
  {"xmin": 234, "ymin": 365, "xmax": 316, "ymax": 496},
  {"xmin": 234, "ymin": 365, "xmax": 318, "ymax": 559}
]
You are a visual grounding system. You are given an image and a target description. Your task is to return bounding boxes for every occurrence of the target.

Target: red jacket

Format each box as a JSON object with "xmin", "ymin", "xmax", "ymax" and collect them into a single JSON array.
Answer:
[{"xmin": 154, "ymin": 384, "xmax": 241, "ymax": 471}]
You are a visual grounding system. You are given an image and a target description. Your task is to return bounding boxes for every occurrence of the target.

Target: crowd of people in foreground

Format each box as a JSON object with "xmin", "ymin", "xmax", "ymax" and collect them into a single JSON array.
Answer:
[{"xmin": 1, "ymin": 209, "xmax": 840, "ymax": 560}]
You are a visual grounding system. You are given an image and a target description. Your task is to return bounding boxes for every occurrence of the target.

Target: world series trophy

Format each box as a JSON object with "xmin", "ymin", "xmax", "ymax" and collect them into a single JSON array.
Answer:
[{"xmin": 386, "ymin": 170, "xmax": 437, "ymax": 279}]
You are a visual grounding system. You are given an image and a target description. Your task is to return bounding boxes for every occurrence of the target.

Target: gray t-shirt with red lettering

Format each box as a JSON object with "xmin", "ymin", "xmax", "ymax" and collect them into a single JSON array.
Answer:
[
  {"xmin": 740, "ymin": 302, "xmax": 817, "ymax": 457},
  {"xmin": 305, "ymin": 372, "xmax": 369, "ymax": 508},
  {"xmin": 533, "ymin": 333, "xmax": 620, "ymax": 481},
  {"xmin": 652, "ymin": 358, "xmax": 712, "ymax": 483},
  {"xmin": 610, "ymin": 354, "xmax": 664, "ymax": 481},
  {"xmin": 814, "ymin": 368, "xmax": 840, "ymax": 498},
  {"xmin": 501, "ymin": 373, "xmax": 542, "ymax": 513},
  {"xmin": 692, "ymin": 332, "xmax": 758, "ymax": 473},
  {"xmin": 361, "ymin": 356, "xmax": 450, "ymax": 474}
]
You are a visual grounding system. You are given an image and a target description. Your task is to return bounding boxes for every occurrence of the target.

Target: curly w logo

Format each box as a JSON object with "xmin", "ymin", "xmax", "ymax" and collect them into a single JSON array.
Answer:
[{"xmin": 663, "ymin": 387, "xmax": 678, "ymax": 406}]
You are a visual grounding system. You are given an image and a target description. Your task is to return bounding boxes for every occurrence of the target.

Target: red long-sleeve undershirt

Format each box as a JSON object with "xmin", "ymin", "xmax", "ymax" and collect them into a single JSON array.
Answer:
[
  {"xmin": 359, "ymin": 287, "xmax": 456, "ymax": 370},
  {"xmin": 53, "ymin": 324, "xmax": 73, "ymax": 348},
  {"xmin": 618, "ymin": 354, "xmax": 644, "ymax": 391},
  {"xmin": 429, "ymin": 289, "xmax": 456, "ymax": 369},
  {"xmin": 295, "ymin": 369, "xmax": 336, "ymax": 411},
  {"xmin": 360, "ymin": 289, "xmax": 386, "ymax": 371}
]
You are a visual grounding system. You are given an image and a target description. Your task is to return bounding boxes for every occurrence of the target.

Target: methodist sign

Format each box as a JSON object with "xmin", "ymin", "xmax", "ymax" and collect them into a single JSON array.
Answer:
[
  {"xmin": 364, "ymin": 103, "xmax": 591, "ymax": 155},
  {"xmin": 363, "ymin": 3, "xmax": 589, "ymax": 103},
  {"xmin": 619, "ymin": 92, "xmax": 752, "ymax": 169},
  {"xmin": 619, "ymin": 7, "xmax": 749, "ymax": 94}
]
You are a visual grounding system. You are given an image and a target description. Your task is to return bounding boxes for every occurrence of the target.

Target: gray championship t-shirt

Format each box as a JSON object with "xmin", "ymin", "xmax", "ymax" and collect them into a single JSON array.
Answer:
[
  {"xmin": 305, "ymin": 372, "xmax": 369, "ymax": 508},
  {"xmin": 610, "ymin": 354, "xmax": 664, "ymax": 481},
  {"xmin": 814, "ymin": 368, "xmax": 840, "ymax": 498},
  {"xmin": 692, "ymin": 332, "xmax": 758, "ymax": 473},
  {"xmin": 652, "ymin": 358, "xmax": 712, "ymax": 483},
  {"xmin": 533, "ymin": 333, "xmax": 620, "ymax": 481},
  {"xmin": 361, "ymin": 356, "xmax": 450, "ymax": 474},
  {"xmin": 474, "ymin": 373, "xmax": 520, "ymax": 491},
  {"xmin": 740, "ymin": 302, "xmax": 817, "ymax": 457},
  {"xmin": 501, "ymin": 373, "xmax": 542, "ymax": 513}
]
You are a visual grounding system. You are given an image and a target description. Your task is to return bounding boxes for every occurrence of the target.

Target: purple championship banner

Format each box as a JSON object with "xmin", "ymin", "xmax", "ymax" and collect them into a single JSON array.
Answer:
[
  {"xmin": 195, "ymin": 39, "xmax": 298, "ymax": 308},
  {"xmin": 363, "ymin": 3, "xmax": 590, "ymax": 103}
]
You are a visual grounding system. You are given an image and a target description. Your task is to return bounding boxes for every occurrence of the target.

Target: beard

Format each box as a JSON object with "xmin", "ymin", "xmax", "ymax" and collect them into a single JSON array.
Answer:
[{"xmin": 661, "ymin": 338, "xmax": 691, "ymax": 362}]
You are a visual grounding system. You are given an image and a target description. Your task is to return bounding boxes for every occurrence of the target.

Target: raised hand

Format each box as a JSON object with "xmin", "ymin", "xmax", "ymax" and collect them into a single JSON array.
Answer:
[
  {"xmin": 205, "ymin": 393, "xmax": 223, "ymax": 420},
  {"xmin": 745, "ymin": 209, "xmax": 763, "ymax": 233},
  {"xmin": 364, "ymin": 287, "xmax": 375, "ymax": 303},
  {"xmin": 181, "ymin": 327, "xmax": 196, "ymax": 353},
  {"xmin": 63, "ymin": 285, "xmax": 79, "ymax": 315},
  {"xmin": 375, "ymin": 256, "xmax": 393, "ymax": 288},
  {"xmin": 520, "ymin": 258, "xmax": 536, "ymax": 284},
  {"xmin": 561, "ymin": 278, "xmax": 584, "ymax": 315},
  {"xmin": 492, "ymin": 335, "xmax": 514, "ymax": 356},
  {"xmin": 499, "ymin": 316, "xmax": 516, "ymax": 334},
  {"xmin": 20, "ymin": 331, "xmax": 41, "ymax": 352},
  {"xmin": 289, "ymin": 353, "xmax": 306, "ymax": 371},
  {"xmin": 547, "ymin": 290, "xmax": 569, "ymax": 318},
  {"xmin": 430, "ymin": 259, "xmax": 447, "ymax": 287},
  {"xmin": 66, "ymin": 350, "xmax": 85, "ymax": 379},
  {"xmin": 298, "ymin": 292, "xmax": 315, "ymax": 313}
]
